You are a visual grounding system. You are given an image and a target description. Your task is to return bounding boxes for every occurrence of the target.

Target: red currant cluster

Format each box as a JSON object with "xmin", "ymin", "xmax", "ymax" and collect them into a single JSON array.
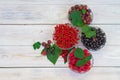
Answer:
[
  {"xmin": 69, "ymin": 5, "xmax": 92, "ymax": 25},
  {"xmin": 69, "ymin": 49, "xmax": 92, "ymax": 73},
  {"xmin": 53, "ymin": 24, "xmax": 80, "ymax": 49},
  {"xmin": 42, "ymin": 40, "xmax": 52, "ymax": 48},
  {"xmin": 41, "ymin": 40, "xmax": 52, "ymax": 56}
]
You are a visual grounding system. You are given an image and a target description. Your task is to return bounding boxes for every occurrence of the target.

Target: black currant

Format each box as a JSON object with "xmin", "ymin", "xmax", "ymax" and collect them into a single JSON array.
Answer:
[{"xmin": 81, "ymin": 27, "xmax": 106, "ymax": 51}]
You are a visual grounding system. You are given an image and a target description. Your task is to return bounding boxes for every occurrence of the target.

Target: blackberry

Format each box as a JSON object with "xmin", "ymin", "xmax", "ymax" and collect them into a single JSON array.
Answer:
[
  {"xmin": 68, "ymin": 5, "xmax": 93, "ymax": 25},
  {"xmin": 81, "ymin": 27, "xmax": 106, "ymax": 50}
]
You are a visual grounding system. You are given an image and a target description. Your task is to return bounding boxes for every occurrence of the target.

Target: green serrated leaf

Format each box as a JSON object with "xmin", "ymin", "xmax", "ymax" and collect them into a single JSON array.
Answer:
[
  {"xmin": 81, "ymin": 25, "xmax": 91, "ymax": 33},
  {"xmin": 74, "ymin": 48, "xmax": 84, "ymax": 59},
  {"xmin": 47, "ymin": 49, "xmax": 59, "ymax": 65},
  {"xmin": 46, "ymin": 44, "xmax": 62, "ymax": 65},
  {"xmin": 81, "ymin": 9, "xmax": 86, "ymax": 14},
  {"xmin": 69, "ymin": 10, "xmax": 84, "ymax": 27},
  {"xmin": 53, "ymin": 44, "xmax": 62, "ymax": 55},
  {"xmin": 76, "ymin": 55, "xmax": 92, "ymax": 67},
  {"xmin": 33, "ymin": 42, "xmax": 41, "ymax": 50},
  {"xmin": 85, "ymin": 31, "xmax": 96, "ymax": 38}
]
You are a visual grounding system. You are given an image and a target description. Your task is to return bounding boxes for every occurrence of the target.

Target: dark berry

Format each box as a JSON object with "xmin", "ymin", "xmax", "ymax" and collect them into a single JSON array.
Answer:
[
  {"xmin": 47, "ymin": 40, "xmax": 52, "ymax": 44},
  {"xmin": 81, "ymin": 27, "xmax": 106, "ymax": 51},
  {"xmin": 68, "ymin": 5, "xmax": 92, "ymax": 25},
  {"xmin": 45, "ymin": 44, "xmax": 50, "ymax": 49},
  {"xmin": 42, "ymin": 42, "xmax": 47, "ymax": 47}
]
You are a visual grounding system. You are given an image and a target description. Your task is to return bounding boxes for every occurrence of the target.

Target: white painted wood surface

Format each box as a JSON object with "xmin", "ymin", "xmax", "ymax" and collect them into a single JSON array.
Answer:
[
  {"xmin": 0, "ymin": 0, "xmax": 120, "ymax": 4},
  {"xmin": 0, "ymin": 45, "xmax": 120, "ymax": 67},
  {"xmin": 0, "ymin": 25, "xmax": 119, "ymax": 45},
  {"xmin": 0, "ymin": 67, "xmax": 120, "ymax": 80},
  {"xmin": 0, "ymin": 5, "xmax": 120, "ymax": 24},
  {"xmin": 0, "ymin": 0, "xmax": 120, "ymax": 80}
]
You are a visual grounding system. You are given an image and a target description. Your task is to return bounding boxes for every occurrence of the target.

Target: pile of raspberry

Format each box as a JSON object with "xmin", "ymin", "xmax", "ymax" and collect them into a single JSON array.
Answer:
[
  {"xmin": 69, "ymin": 49, "xmax": 92, "ymax": 73},
  {"xmin": 53, "ymin": 24, "xmax": 80, "ymax": 49}
]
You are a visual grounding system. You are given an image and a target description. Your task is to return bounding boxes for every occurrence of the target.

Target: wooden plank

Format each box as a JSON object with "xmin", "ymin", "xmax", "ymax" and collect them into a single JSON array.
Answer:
[
  {"xmin": 0, "ymin": 25, "xmax": 119, "ymax": 45},
  {"xmin": 0, "ymin": 67, "xmax": 119, "ymax": 80},
  {"xmin": 0, "ymin": 4, "xmax": 120, "ymax": 24},
  {"xmin": 0, "ymin": 45, "xmax": 120, "ymax": 67},
  {"xmin": 0, "ymin": 0, "xmax": 120, "ymax": 4}
]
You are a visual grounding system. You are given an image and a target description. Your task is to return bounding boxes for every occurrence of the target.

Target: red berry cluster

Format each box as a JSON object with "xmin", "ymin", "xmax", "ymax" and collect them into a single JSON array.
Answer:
[
  {"xmin": 53, "ymin": 24, "xmax": 80, "ymax": 49},
  {"xmin": 41, "ymin": 40, "xmax": 52, "ymax": 55},
  {"xmin": 69, "ymin": 49, "xmax": 92, "ymax": 73},
  {"xmin": 60, "ymin": 50, "xmax": 69, "ymax": 63},
  {"xmin": 69, "ymin": 5, "xmax": 92, "ymax": 24}
]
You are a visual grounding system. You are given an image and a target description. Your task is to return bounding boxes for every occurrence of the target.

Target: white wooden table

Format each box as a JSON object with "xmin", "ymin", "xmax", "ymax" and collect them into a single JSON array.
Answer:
[{"xmin": 0, "ymin": 0, "xmax": 120, "ymax": 80}]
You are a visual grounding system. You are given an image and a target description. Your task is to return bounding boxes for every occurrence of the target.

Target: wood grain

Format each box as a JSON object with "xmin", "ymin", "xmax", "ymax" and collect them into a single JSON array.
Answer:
[
  {"xmin": 0, "ymin": 0, "xmax": 120, "ymax": 4},
  {"xmin": 0, "ymin": 67, "xmax": 119, "ymax": 80},
  {"xmin": 0, "ymin": 25, "xmax": 119, "ymax": 45},
  {"xmin": 0, "ymin": 0, "xmax": 119, "ymax": 79},
  {"xmin": 0, "ymin": 4, "xmax": 120, "ymax": 24},
  {"xmin": 0, "ymin": 45, "xmax": 120, "ymax": 67}
]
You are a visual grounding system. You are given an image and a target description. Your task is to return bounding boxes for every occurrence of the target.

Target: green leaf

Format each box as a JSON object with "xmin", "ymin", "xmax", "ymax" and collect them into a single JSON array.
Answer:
[
  {"xmin": 33, "ymin": 42, "xmax": 41, "ymax": 50},
  {"xmin": 53, "ymin": 44, "xmax": 62, "ymax": 55},
  {"xmin": 81, "ymin": 25, "xmax": 91, "ymax": 33},
  {"xmin": 74, "ymin": 48, "xmax": 84, "ymax": 59},
  {"xmin": 69, "ymin": 10, "xmax": 84, "ymax": 27},
  {"xmin": 46, "ymin": 44, "xmax": 62, "ymax": 65},
  {"xmin": 81, "ymin": 9, "xmax": 86, "ymax": 14},
  {"xmin": 76, "ymin": 55, "xmax": 92, "ymax": 67},
  {"xmin": 85, "ymin": 31, "xmax": 96, "ymax": 38},
  {"xmin": 68, "ymin": 47, "xmax": 75, "ymax": 53},
  {"xmin": 47, "ymin": 49, "xmax": 59, "ymax": 65}
]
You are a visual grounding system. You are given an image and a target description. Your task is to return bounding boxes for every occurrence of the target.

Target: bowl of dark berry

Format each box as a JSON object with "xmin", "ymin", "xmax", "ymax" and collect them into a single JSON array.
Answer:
[
  {"xmin": 68, "ymin": 48, "xmax": 93, "ymax": 73},
  {"xmin": 81, "ymin": 27, "xmax": 106, "ymax": 51},
  {"xmin": 68, "ymin": 4, "xmax": 93, "ymax": 26},
  {"xmin": 53, "ymin": 24, "xmax": 80, "ymax": 50}
]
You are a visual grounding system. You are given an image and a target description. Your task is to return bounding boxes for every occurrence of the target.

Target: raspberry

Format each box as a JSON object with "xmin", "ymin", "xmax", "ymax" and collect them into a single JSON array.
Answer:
[
  {"xmin": 84, "ymin": 49, "xmax": 90, "ymax": 57},
  {"xmin": 68, "ymin": 48, "xmax": 92, "ymax": 73}
]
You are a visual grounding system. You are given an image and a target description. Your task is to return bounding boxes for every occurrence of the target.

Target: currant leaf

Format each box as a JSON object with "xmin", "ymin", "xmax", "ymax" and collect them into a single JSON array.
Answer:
[
  {"xmin": 74, "ymin": 48, "xmax": 84, "ymax": 59},
  {"xmin": 76, "ymin": 55, "xmax": 92, "ymax": 67},
  {"xmin": 33, "ymin": 42, "xmax": 41, "ymax": 50},
  {"xmin": 69, "ymin": 10, "xmax": 84, "ymax": 27}
]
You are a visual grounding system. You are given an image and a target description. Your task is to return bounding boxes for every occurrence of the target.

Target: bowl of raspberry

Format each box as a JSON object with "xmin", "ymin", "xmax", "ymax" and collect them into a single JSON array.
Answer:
[{"xmin": 68, "ymin": 48, "xmax": 93, "ymax": 73}]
